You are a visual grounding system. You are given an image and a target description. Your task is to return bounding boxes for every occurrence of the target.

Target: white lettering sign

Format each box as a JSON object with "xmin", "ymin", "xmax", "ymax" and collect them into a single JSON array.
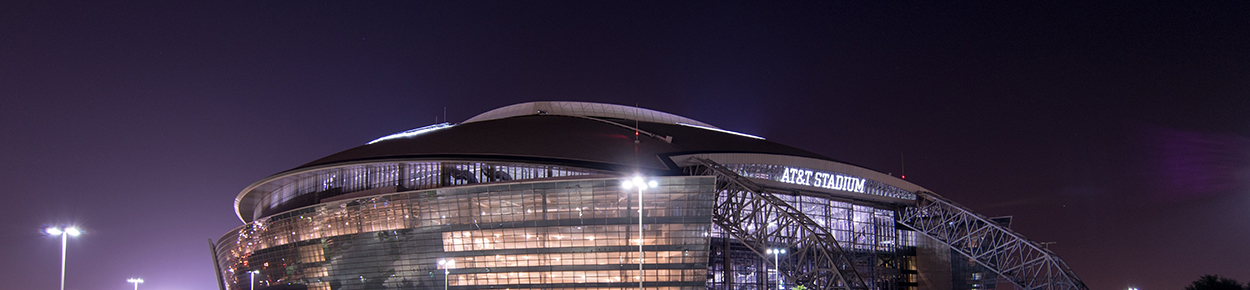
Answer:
[{"xmin": 777, "ymin": 167, "xmax": 865, "ymax": 193}]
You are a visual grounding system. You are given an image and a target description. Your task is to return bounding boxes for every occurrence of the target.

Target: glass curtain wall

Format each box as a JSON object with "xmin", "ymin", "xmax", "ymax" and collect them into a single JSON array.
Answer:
[
  {"xmin": 218, "ymin": 176, "xmax": 717, "ymax": 290},
  {"xmin": 252, "ymin": 161, "xmax": 608, "ymax": 221}
]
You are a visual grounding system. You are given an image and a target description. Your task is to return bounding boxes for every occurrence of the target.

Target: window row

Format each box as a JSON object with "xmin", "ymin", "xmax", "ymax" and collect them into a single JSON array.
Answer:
[
  {"xmin": 450, "ymin": 269, "xmax": 707, "ymax": 286},
  {"xmin": 443, "ymin": 224, "xmax": 711, "ymax": 251},
  {"xmin": 430, "ymin": 185, "xmax": 713, "ymax": 224},
  {"xmin": 440, "ymin": 251, "xmax": 707, "ymax": 269},
  {"xmin": 256, "ymin": 161, "xmax": 606, "ymax": 217}
]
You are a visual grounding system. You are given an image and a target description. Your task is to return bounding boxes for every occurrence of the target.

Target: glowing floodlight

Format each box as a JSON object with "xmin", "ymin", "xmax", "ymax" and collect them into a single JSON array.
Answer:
[
  {"xmin": 46, "ymin": 225, "xmax": 81, "ymax": 290},
  {"xmin": 127, "ymin": 278, "xmax": 143, "ymax": 290}
]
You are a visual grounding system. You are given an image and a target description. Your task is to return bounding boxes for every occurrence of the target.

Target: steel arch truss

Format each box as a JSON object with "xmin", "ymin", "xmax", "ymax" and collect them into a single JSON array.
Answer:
[
  {"xmin": 899, "ymin": 191, "xmax": 1088, "ymax": 290},
  {"xmin": 694, "ymin": 158, "xmax": 868, "ymax": 290}
]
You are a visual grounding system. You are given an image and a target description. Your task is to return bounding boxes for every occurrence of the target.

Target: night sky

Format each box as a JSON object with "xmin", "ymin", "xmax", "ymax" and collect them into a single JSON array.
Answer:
[{"xmin": 2, "ymin": 2, "xmax": 1248, "ymax": 290}]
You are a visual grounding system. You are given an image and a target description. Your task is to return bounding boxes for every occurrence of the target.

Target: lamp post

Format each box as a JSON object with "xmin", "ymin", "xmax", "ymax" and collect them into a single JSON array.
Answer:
[
  {"xmin": 127, "ymin": 278, "xmax": 143, "ymax": 290},
  {"xmin": 45, "ymin": 226, "xmax": 80, "ymax": 290},
  {"xmin": 622, "ymin": 176, "xmax": 657, "ymax": 290},
  {"xmin": 248, "ymin": 270, "xmax": 259, "ymax": 290},
  {"xmin": 766, "ymin": 248, "xmax": 785, "ymax": 290},
  {"xmin": 438, "ymin": 259, "xmax": 454, "ymax": 290}
]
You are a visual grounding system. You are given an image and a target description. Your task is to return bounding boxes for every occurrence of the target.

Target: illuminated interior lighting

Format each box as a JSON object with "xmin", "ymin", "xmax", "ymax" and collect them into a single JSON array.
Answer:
[
  {"xmin": 367, "ymin": 122, "xmax": 454, "ymax": 144},
  {"xmin": 676, "ymin": 122, "xmax": 764, "ymax": 140}
]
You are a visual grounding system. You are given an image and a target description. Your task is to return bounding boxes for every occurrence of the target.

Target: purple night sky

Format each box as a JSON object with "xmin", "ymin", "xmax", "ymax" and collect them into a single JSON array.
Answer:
[{"xmin": 2, "ymin": 2, "xmax": 1248, "ymax": 290}]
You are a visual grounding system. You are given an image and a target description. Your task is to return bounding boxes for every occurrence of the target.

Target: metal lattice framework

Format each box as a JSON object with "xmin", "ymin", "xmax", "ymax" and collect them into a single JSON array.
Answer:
[
  {"xmin": 695, "ymin": 158, "xmax": 869, "ymax": 290},
  {"xmin": 898, "ymin": 191, "xmax": 1088, "ymax": 290}
]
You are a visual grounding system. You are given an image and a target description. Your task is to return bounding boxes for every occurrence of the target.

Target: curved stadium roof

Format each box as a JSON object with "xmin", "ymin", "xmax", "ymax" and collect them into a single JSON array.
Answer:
[
  {"xmin": 294, "ymin": 101, "xmax": 825, "ymax": 171},
  {"xmin": 235, "ymin": 101, "xmax": 923, "ymax": 223},
  {"xmin": 462, "ymin": 101, "xmax": 718, "ymax": 128}
]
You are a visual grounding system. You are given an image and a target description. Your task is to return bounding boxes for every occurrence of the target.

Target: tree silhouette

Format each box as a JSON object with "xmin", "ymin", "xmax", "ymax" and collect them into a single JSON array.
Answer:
[{"xmin": 1186, "ymin": 275, "xmax": 1245, "ymax": 290}]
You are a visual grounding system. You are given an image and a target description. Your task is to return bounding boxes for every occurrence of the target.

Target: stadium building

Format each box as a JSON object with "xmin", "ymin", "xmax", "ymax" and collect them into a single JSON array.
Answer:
[{"xmin": 212, "ymin": 101, "xmax": 1086, "ymax": 290}]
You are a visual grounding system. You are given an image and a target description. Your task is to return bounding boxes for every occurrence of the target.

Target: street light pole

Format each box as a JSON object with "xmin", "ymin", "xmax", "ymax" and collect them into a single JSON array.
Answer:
[
  {"xmin": 623, "ymin": 176, "xmax": 657, "ymax": 290},
  {"xmin": 45, "ymin": 226, "xmax": 80, "ymax": 290},
  {"xmin": 767, "ymin": 248, "xmax": 785, "ymax": 290},
  {"xmin": 439, "ymin": 259, "xmax": 454, "ymax": 290},
  {"xmin": 127, "ymin": 278, "xmax": 143, "ymax": 290},
  {"xmin": 248, "ymin": 270, "xmax": 259, "ymax": 290}
]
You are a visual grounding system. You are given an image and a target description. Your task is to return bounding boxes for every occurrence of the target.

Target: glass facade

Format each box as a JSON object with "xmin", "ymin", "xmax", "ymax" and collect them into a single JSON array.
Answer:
[
  {"xmin": 218, "ymin": 172, "xmax": 917, "ymax": 290},
  {"xmin": 217, "ymin": 176, "xmax": 718, "ymax": 290},
  {"xmin": 245, "ymin": 161, "xmax": 610, "ymax": 221},
  {"xmin": 219, "ymin": 172, "xmax": 916, "ymax": 290},
  {"xmin": 221, "ymin": 161, "xmax": 921, "ymax": 290}
]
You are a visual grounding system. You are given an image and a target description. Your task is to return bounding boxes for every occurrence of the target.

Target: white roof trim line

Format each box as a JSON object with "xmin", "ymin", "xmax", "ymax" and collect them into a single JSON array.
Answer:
[
  {"xmin": 462, "ymin": 101, "xmax": 718, "ymax": 128},
  {"xmin": 676, "ymin": 122, "xmax": 764, "ymax": 140},
  {"xmin": 367, "ymin": 122, "xmax": 454, "ymax": 144}
]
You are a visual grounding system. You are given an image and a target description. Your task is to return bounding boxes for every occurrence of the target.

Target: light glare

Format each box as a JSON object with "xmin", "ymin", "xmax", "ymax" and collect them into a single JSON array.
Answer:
[
  {"xmin": 46, "ymin": 227, "xmax": 62, "ymax": 235},
  {"xmin": 65, "ymin": 227, "xmax": 80, "ymax": 236},
  {"xmin": 367, "ymin": 123, "xmax": 454, "ymax": 144}
]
